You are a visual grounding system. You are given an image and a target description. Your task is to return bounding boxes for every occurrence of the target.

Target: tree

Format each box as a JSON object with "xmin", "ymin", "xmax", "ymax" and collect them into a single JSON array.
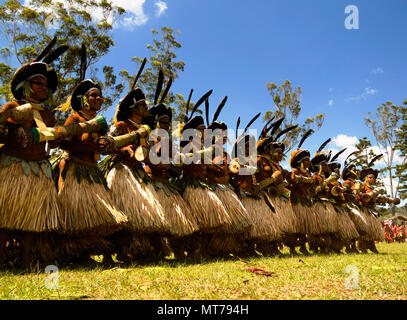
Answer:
[
  {"xmin": 0, "ymin": 0, "xmax": 126, "ymax": 124},
  {"xmin": 353, "ymin": 137, "xmax": 375, "ymax": 169},
  {"xmin": 394, "ymin": 100, "xmax": 407, "ymax": 200},
  {"xmin": 365, "ymin": 101, "xmax": 406, "ymax": 215},
  {"xmin": 263, "ymin": 80, "xmax": 325, "ymax": 153},
  {"xmin": 119, "ymin": 27, "xmax": 192, "ymax": 123},
  {"xmin": 352, "ymin": 136, "xmax": 387, "ymax": 193}
]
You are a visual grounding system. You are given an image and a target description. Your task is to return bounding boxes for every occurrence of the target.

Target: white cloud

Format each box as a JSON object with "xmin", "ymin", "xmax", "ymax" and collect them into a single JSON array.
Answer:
[
  {"xmin": 331, "ymin": 134, "xmax": 406, "ymax": 167},
  {"xmin": 329, "ymin": 134, "xmax": 359, "ymax": 163},
  {"xmin": 328, "ymin": 99, "xmax": 334, "ymax": 106},
  {"xmin": 346, "ymin": 87, "xmax": 378, "ymax": 102},
  {"xmin": 114, "ymin": 0, "xmax": 149, "ymax": 28},
  {"xmin": 364, "ymin": 87, "xmax": 377, "ymax": 95},
  {"xmin": 332, "ymin": 134, "xmax": 358, "ymax": 148},
  {"xmin": 155, "ymin": 1, "xmax": 168, "ymax": 17},
  {"xmin": 371, "ymin": 67, "xmax": 384, "ymax": 74}
]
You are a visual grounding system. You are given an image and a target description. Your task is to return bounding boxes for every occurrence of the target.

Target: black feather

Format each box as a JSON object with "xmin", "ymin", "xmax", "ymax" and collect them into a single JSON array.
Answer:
[
  {"xmin": 131, "ymin": 57, "xmax": 147, "ymax": 90},
  {"xmin": 327, "ymin": 150, "xmax": 332, "ymax": 162},
  {"xmin": 184, "ymin": 89, "xmax": 193, "ymax": 122},
  {"xmin": 346, "ymin": 154, "xmax": 364, "ymax": 167},
  {"xmin": 331, "ymin": 148, "xmax": 347, "ymax": 162},
  {"xmin": 35, "ymin": 36, "xmax": 57, "ymax": 62},
  {"xmin": 42, "ymin": 45, "xmax": 69, "ymax": 64},
  {"xmin": 154, "ymin": 70, "xmax": 164, "ymax": 105},
  {"xmin": 205, "ymin": 98, "xmax": 210, "ymax": 126},
  {"xmin": 189, "ymin": 89, "xmax": 213, "ymax": 119},
  {"xmin": 259, "ymin": 116, "xmax": 275, "ymax": 139},
  {"xmin": 243, "ymin": 112, "xmax": 261, "ymax": 134},
  {"xmin": 297, "ymin": 129, "xmax": 314, "ymax": 150},
  {"xmin": 269, "ymin": 117, "xmax": 285, "ymax": 138},
  {"xmin": 317, "ymin": 138, "xmax": 332, "ymax": 154},
  {"xmin": 344, "ymin": 150, "xmax": 360, "ymax": 163},
  {"xmin": 368, "ymin": 154, "xmax": 383, "ymax": 167},
  {"xmin": 160, "ymin": 76, "xmax": 172, "ymax": 103},
  {"xmin": 236, "ymin": 117, "xmax": 240, "ymax": 139},
  {"xmin": 79, "ymin": 44, "xmax": 87, "ymax": 82},
  {"xmin": 213, "ymin": 96, "xmax": 227, "ymax": 122},
  {"xmin": 275, "ymin": 125, "xmax": 298, "ymax": 141}
]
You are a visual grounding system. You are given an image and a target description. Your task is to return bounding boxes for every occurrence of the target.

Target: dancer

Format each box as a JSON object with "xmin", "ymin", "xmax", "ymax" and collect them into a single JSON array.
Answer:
[
  {"xmin": 0, "ymin": 38, "xmax": 68, "ymax": 268},
  {"xmin": 55, "ymin": 76, "xmax": 127, "ymax": 264},
  {"xmin": 288, "ymin": 130, "xmax": 319, "ymax": 255}
]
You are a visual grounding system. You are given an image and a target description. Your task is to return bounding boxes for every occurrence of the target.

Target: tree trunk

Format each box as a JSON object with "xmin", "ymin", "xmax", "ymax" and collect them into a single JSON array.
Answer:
[{"xmin": 389, "ymin": 167, "xmax": 396, "ymax": 216}]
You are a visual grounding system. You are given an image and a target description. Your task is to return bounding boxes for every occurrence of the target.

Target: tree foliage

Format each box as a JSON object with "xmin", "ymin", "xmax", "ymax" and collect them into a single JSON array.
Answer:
[
  {"xmin": 353, "ymin": 137, "xmax": 375, "ymax": 169},
  {"xmin": 120, "ymin": 27, "xmax": 193, "ymax": 123},
  {"xmin": 394, "ymin": 100, "xmax": 407, "ymax": 200},
  {"xmin": 263, "ymin": 80, "xmax": 325, "ymax": 153},
  {"xmin": 365, "ymin": 101, "xmax": 407, "ymax": 214},
  {"xmin": 0, "ymin": 0, "xmax": 125, "ymax": 124}
]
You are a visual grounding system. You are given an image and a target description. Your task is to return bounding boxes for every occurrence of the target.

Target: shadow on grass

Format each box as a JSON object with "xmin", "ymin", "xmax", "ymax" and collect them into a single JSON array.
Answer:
[{"xmin": 1, "ymin": 244, "xmax": 400, "ymax": 274}]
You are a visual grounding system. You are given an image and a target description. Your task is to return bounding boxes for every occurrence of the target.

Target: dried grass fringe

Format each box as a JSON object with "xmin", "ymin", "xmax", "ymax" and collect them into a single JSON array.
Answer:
[
  {"xmin": 361, "ymin": 208, "xmax": 385, "ymax": 242},
  {"xmin": 183, "ymin": 185, "xmax": 232, "ymax": 233},
  {"xmin": 330, "ymin": 205, "xmax": 360, "ymax": 240},
  {"xmin": 291, "ymin": 201, "xmax": 321, "ymax": 235},
  {"xmin": 0, "ymin": 162, "xmax": 62, "ymax": 232},
  {"xmin": 348, "ymin": 207, "xmax": 373, "ymax": 240},
  {"xmin": 213, "ymin": 188, "xmax": 252, "ymax": 234},
  {"xmin": 266, "ymin": 195, "xmax": 298, "ymax": 234},
  {"xmin": 156, "ymin": 189, "xmax": 199, "ymax": 237},
  {"xmin": 125, "ymin": 233, "xmax": 155, "ymax": 257},
  {"xmin": 32, "ymin": 232, "xmax": 112, "ymax": 261},
  {"xmin": 313, "ymin": 201, "xmax": 338, "ymax": 234},
  {"xmin": 106, "ymin": 166, "xmax": 169, "ymax": 233},
  {"xmin": 208, "ymin": 234, "xmax": 243, "ymax": 256},
  {"xmin": 58, "ymin": 164, "xmax": 128, "ymax": 236},
  {"xmin": 241, "ymin": 196, "xmax": 281, "ymax": 241}
]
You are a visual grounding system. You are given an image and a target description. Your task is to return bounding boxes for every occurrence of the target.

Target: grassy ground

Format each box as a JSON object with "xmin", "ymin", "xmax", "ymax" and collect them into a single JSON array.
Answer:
[{"xmin": 0, "ymin": 242, "xmax": 406, "ymax": 300}]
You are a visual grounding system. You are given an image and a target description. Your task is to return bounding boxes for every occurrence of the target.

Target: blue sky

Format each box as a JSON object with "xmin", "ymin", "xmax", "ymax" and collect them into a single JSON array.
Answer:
[
  {"xmin": 100, "ymin": 1, "xmax": 407, "ymax": 169},
  {"xmin": 98, "ymin": 1, "xmax": 407, "ymax": 147},
  {"xmin": 1, "ymin": 1, "xmax": 407, "ymax": 189}
]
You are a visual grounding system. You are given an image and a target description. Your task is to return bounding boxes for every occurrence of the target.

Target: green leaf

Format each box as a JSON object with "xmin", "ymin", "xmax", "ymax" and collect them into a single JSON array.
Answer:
[
  {"xmin": 29, "ymin": 161, "xmax": 41, "ymax": 177},
  {"xmin": 21, "ymin": 161, "xmax": 31, "ymax": 176},
  {"xmin": 41, "ymin": 161, "xmax": 53, "ymax": 179}
]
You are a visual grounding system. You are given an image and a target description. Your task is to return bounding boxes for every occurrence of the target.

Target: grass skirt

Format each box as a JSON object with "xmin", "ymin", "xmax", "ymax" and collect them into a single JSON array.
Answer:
[
  {"xmin": 183, "ymin": 185, "xmax": 232, "ymax": 233},
  {"xmin": 313, "ymin": 200, "xmax": 338, "ymax": 234},
  {"xmin": 332, "ymin": 205, "xmax": 360, "ymax": 240},
  {"xmin": 362, "ymin": 208, "xmax": 384, "ymax": 242},
  {"xmin": 266, "ymin": 195, "xmax": 298, "ymax": 235},
  {"xmin": 291, "ymin": 199, "xmax": 321, "ymax": 235},
  {"xmin": 155, "ymin": 188, "xmax": 199, "ymax": 237},
  {"xmin": 348, "ymin": 206, "xmax": 371, "ymax": 239},
  {"xmin": 33, "ymin": 232, "xmax": 112, "ymax": 263},
  {"xmin": 106, "ymin": 165, "xmax": 169, "ymax": 233},
  {"xmin": 213, "ymin": 185, "xmax": 252, "ymax": 235},
  {"xmin": 57, "ymin": 161, "xmax": 127, "ymax": 236},
  {"xmin": 240, "ymin": 194, "xmax": 281, "ymax": 241},
  {"xmin": 207, "ymin": 233, "xmax": 244, "ymax": 257},
  {"xmin": 0, "ymin": 157, "xmax": 61, "ymax": 232}
]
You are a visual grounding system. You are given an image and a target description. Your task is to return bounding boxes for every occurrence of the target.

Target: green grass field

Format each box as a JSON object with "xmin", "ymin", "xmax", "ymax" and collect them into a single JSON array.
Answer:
[{"xmin": 0, "ymin": 242, "xmax": 406, "ymax": 300}]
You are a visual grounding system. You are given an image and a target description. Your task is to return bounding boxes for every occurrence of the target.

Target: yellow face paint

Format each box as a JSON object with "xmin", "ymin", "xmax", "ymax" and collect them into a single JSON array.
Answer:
[{"xmin": 82, "ymin": 95, "xmax": 90, "ymax": 110}]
